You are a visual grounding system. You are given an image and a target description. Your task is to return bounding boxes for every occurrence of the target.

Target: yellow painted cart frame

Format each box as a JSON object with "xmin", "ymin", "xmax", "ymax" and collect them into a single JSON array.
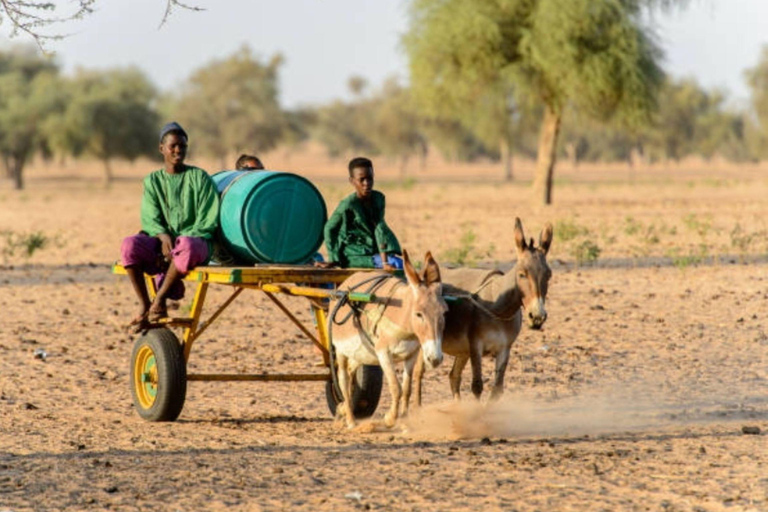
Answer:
[{"xmin": 113, "ymin": 264, "xmax": 389, "ymax": 421}]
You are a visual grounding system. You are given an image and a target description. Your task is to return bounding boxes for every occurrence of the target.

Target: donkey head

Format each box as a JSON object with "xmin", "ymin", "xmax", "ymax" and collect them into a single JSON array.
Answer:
[
  {"xmin": 513, "ymin": 218, "xmax": 553, "ymax": 330},
  {"xmin": 402, "ymin": 249, "xmax": 448, "ymax": 369}
]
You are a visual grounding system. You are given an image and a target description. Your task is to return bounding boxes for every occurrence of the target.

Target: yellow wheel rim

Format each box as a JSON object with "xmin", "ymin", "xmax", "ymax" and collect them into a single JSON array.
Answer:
[{"xmin": 134, "ymin": 344, "xmax": 158, "ymax": 409}]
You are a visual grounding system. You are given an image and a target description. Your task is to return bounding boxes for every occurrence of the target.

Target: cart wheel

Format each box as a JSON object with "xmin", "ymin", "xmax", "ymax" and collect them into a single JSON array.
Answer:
[
  {"xmin": 130, "ymin": 328, "xmax": 187, "ymax": 422},
  {"xmin": 325, "ymin": 365, "xmax": 383, "ymax": 419}
]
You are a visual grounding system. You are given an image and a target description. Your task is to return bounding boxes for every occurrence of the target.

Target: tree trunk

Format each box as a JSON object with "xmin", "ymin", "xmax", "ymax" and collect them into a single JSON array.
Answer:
[
  {"xmin": 532, "ymin": 104, "xmax": 562, "ymax": 205},
  {"xmin": 500, "ymin": 137, "xmax": 513, "ymax": 181},
  {"xmin": 10, "ymin": 156, "xmax": 24, "ymax": 190},
  {"xmin": 418, "ymin": 140, "xmax": 428, "ymax": 172},
  {"xmin": 399, "ymin": 155, "xmax": 409, "ymax": 178},
  {"xmin": 102, "ymin": 158, "xmax": 113, "ymax": 186}
]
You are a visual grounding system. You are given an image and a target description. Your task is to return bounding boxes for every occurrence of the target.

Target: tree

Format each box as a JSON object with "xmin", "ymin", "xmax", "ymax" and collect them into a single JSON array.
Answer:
[
  {"xmin": 312, "ymin": 99, "xmax": 378, "ymax": 159},
  {"xmin": 368, "ymin": 78, "xmax": 427, "ymax": 175},
  {"xmin": 45, "ymin": 67, "xmax": 159, "ymax": 183},
  {"xmin": 312, "ymin": 78, "xmax": 379, "ymax": 159},
  {"xmin": 405, "ymin": 0, "xmax": 666, "ymax": 204},
  {"xmin": 171, "ymin": 46, "xmax": 287, "ymax": 168},
  {"xmin": 745, "ymin": 46, "xmax": 768, "ymax": 159},
  {"xmin": 637, "ymin": 78, "xmax": 749, "ymax": 163},
  {"xmin": 0, "ymin": 45, "xmax": 61, "ymax": 190},
  {"xmin": 0, "ymin": 1, "xmax": 198, "ymax": 47}
]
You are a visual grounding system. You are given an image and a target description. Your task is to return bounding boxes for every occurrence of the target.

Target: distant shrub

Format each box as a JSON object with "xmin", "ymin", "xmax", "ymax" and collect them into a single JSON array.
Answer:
[
  {"xmin": 0, "ymin": 230, "xmax": 50, "ymax": 263},
  {"xmin": 572, "ymin": 240, "xmax": 601, "ymax": 265},
  {"xmin": 441, "ymin": 228, "xmax": 477, "ymax": 266},
  {"xmin": 555, "ymin": 219, "xmax": 589, "ymax": 243}
]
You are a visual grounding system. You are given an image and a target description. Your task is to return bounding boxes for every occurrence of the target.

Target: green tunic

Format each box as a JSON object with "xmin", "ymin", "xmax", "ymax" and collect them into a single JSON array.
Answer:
[
  {"xmin": 140, "ymin": 165, "xmax": 220, "ymax": 253},
  {"xmin": 324, "ymin": 191, "xmax": 401, "ymax": 268}
]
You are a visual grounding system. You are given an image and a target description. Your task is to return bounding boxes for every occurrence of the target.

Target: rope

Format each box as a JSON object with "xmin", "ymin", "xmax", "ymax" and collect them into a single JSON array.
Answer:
[
  {"xmin": 445, "ymin": 269, "xmax": 519, "ymax": 322},
  {"xmin": 327, "ymin": 272, "xmax": 393, "ymax": 399}
]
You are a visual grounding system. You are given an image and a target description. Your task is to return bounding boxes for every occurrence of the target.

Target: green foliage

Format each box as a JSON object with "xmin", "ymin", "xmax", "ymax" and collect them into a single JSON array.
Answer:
[
  {"xmin": 571, "ymin": 240, "xmax": 601, "ymax": 265},
  {"xmin": 171, "ymin": 46, "xmax": 287, "ymax": 164},
  {"xmin": 441, "ymin": 228, "xmax": 477, "ymax": 266},
  {"xmin": 368, "ymin": 78, "xmax": 428, "ymax": 174},
  {"xmin": 623, "ymin": 216, "xmax": 642, "ymax": 236},
  {"xmin": 313, "ymin": 77, "xmax": 429, "ymax": 174},
  {"xmin": 555, "ymin": 218, "xmax": 589, "ymax": 243},
  {"xmin": 666, "ymin": 245, "xmax": 707, "ymax": 269},
  {"xmin": 0, "ymin": 229, "xmax": 49, "ymax": 262},
  {"xmin": 682, "ymin": 213, "xmax": 713, "ymax": 238},
  {"xmin": 744, "ymin": 45, "xmax": 768, "ymax": 159},
  {"xmin": 404, "ymin": 0, "xmax": 666, "ymax": 198},
  {"xmin": 641, "ymin": 78, "xmax": 749, "ymax": 162},
  {"xmin": 0, "ymin": 45, "xmax": 61, "ymax": 190},
  {"xmin": 313, "ymin": 99, "xmax": 378, "ymax": 158},
  {"xmin": 729, "ymin": 224, "xmax": 760, "ymax": 260},
  {"xmin": 45, "ymin": 67, "xmax": 159, "ymax": 181}
]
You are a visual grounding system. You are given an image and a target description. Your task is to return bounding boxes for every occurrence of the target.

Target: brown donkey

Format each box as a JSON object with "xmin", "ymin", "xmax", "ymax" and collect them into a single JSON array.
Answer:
[
  {"xmin": 331, "ymin": 250, "xmax": 448, "ymax": 428},
  {"xmin": 413, "ymin": 218, "xmax": 553, "ymax": 405}
]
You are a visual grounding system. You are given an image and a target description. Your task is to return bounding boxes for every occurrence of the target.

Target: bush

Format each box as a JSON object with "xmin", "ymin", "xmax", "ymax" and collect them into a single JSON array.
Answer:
[
  {"xmin": 572, "ymin": 240, "xmax": 601, "ymax": 265},
  {"xmin": 555, "ymin": 219, "xmax": 589, "ymax": 243},
  {"xmin": 0, "ymin": 230, "xmax": 49, "ymax": 263}
]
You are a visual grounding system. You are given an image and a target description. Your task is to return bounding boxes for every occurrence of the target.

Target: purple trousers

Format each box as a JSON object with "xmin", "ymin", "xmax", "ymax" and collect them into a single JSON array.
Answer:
[{"xmin": 121, "ymin": 234, "xmax": 209, "ymax": 300}]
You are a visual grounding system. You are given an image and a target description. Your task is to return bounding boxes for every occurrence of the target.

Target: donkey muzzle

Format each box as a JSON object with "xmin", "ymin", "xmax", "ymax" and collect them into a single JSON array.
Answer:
[
  {"xmin": 526, "ymin": 298, "xmax": 547, "ymax": 330},
  {"xmin": 421, "ymin": 339, "xmax": 443, "ymax": 368}
]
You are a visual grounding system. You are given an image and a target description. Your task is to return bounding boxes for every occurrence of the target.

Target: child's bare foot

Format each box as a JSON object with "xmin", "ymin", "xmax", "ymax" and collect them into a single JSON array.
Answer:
[
  {"xmin": 126, "ymin": 311, "xmax": 150, "ymax": 334},
  {"xmin": 147, "ymin": 303, "xmax": 168, "ymax": 322}
]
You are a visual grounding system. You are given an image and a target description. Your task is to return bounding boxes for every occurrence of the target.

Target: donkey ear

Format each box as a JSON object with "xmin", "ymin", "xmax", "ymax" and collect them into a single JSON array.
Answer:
[
  {"xmin": 539, "ymin": 222, "xmax": 553, "ymax": 255},
  {"xmin": 421, "ymin": 251, "xmax": 441, "ymax": 286},
  {"xmin": 514, "ymin": 217, "xmax": 527, "ymax": 254},
  {"xmin": 402, "ymin": 248, "xmax": 421, "ymax": 288}
]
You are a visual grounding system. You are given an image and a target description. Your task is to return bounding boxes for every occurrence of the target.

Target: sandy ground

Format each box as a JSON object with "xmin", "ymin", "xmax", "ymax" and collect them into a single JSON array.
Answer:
[{"xmin": 1, "ymin": 153, "xmax": 768, "ymax": 511}]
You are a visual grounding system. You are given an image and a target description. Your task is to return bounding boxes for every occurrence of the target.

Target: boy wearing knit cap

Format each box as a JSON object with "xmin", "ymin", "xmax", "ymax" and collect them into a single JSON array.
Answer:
[{"xmin": 121, "ymin": 122, "xmax": 220, "ymax": 333}]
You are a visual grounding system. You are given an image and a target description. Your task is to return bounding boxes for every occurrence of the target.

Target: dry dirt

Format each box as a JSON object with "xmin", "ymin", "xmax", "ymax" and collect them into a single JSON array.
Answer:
[{"xmin": 1, "ymin": 151, "xmax": 768, "ymax": 511}]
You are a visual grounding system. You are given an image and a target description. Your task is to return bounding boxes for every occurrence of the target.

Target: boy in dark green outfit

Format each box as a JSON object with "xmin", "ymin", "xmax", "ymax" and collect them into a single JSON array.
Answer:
[{"xmin": 319, "ymin": 157, "xmax": 402, "ymax": 269}]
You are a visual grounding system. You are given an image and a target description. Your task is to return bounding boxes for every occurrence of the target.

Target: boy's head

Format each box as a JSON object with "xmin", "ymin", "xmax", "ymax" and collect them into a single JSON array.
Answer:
[
  {"xmin": 236, "ymin": 154, "xmax": 265, "ymax": 170},
  {"xmin": 348, "ymin": 157, "xmax": 374, "ymax": 199},
  {"xmin": 159, "ymin": 122, "xmax": 188, "ymax": 169}
]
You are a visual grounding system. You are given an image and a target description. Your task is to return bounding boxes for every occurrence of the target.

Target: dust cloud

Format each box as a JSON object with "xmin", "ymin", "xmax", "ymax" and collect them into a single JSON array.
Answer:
[{"xmin": 404, "ymin": 384, "xmax": 768, "ymax": 440}]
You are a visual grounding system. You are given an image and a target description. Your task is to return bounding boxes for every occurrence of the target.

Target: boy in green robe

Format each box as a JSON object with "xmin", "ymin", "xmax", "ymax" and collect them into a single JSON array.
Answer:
[
  {"xmin": 121, "ymin": 122, "xmax": 220, "ymax": 332},
  {"xmin": 319, "ymin": 157, "xmax": 402, "ymax": 269}
]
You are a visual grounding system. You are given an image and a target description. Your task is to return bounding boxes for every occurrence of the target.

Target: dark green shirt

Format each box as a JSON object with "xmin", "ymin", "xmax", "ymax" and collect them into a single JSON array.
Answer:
[
  {"xmin": 324, "ymin": 191, "xmax": 401, "ymax": 268},
  {"xmin": 140, "ymin": 165, "xmax": 220, "ymax": 250}
]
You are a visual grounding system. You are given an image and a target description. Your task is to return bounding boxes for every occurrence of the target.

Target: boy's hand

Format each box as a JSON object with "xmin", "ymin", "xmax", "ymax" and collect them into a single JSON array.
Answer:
[
  {"xmin": 157, "ymin": 233, "xmax": 173, "ymax": 259},
  {"xmin": 382, "ymin": 264, "xmax": 396, "ymax": 271},
  {"xmin": 313, "ymin": 260, "xmax": 337, "ymax": 269}
]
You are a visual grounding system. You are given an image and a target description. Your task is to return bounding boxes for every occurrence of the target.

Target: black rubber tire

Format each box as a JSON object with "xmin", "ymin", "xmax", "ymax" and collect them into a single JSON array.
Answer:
[
  {"xmin": 325, "ymin": 364, "xmax": 383, "ymax": 419},
  {"xmin": 130, "ymin": 328, "xmax": 187, "ymax": 421}
]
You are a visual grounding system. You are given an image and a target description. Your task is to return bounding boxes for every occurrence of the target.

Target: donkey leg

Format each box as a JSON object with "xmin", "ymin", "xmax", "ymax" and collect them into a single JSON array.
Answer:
[
  {"xmin": 336, "ymin": 354, "xmax": 356, "ymax": 428},
  {"xmin": 449, "ymin": 354, "xmax": 469, "ymax": 401},
  {"xmin": 491, "ymin": 315, "xmax": 522, "ymax": 401},
  {"xmin": 469, "ymin": 340, "xmax": 484, "ymax": 399},
  {"xmin": 413, "ymin": 349, "xmax": 425, "ymax": 408},
  {"xmin": 399, "ymin": 354, "xmax": 417, "ymax": 417},
  {"xmin": 378, "ymin": 351, "xmax": 401, "ymax": 428},
  {"xmin": 489, "ymin": 348, "xmax": 511, "ymax": 401}
]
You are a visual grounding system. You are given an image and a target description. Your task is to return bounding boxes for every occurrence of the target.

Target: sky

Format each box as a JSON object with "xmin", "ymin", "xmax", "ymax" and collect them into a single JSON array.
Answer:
[{"xmin": 1, "ymin": 0, "xmax": 766, "ymax": 108}]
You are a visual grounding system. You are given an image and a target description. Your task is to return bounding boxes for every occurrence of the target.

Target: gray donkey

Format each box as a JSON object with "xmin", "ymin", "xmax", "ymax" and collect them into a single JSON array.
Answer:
[{"xmin": 413, "ymin": 218, "xmax": 553, "ymax": 405}]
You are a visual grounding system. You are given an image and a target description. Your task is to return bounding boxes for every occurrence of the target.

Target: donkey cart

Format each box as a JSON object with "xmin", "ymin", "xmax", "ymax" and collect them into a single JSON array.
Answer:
[{"xmin": 113, "ymin": 264, "xmax": 391, "ymax": 422}]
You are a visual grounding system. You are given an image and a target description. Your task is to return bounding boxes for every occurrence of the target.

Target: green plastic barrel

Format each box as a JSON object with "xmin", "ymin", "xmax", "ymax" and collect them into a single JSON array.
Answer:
[{"xmin": 211, "ymin": 170, "xmax": 327, "ymax": 265}]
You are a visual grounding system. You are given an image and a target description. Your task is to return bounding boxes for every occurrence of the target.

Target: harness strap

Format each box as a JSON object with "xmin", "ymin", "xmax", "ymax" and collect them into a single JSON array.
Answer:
[{"xmin": 446, "ymin": 269, "xmax": 519, "ymax": 322}]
